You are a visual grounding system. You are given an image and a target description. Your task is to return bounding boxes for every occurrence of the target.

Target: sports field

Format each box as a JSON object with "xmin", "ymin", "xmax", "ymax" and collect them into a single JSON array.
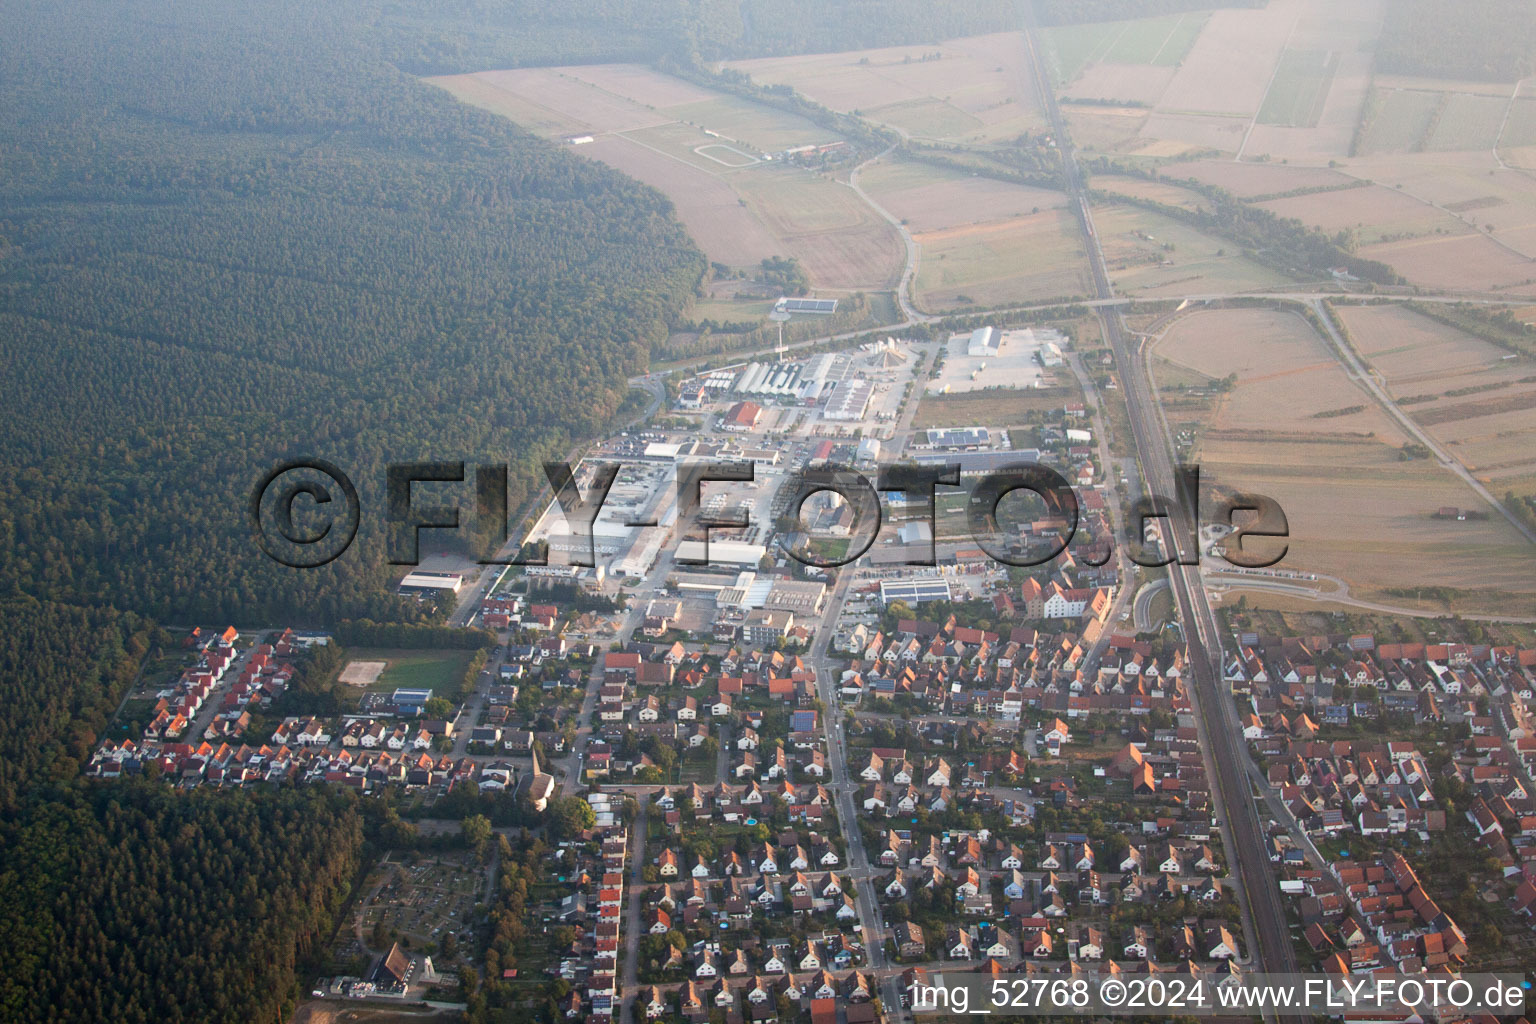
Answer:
[{"xmin": 341, "ymin": 648, "xmax": 476, "ymax": 696}]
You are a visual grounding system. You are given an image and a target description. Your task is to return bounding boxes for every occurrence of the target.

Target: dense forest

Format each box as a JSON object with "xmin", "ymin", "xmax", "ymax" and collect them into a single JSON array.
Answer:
[
  {"xmin": 1376, "ymin": 0, "xmax": 1536, "ymax": 82},
  {"xmin": 0, "ymin": 783, "xmax": 364, "ymax": 1024},
  {"xmin": 0, "ymin": 601, "xmax": 151, "ymax": 810},
  {"xmin": 374, "ymin": 0, "xmax": 1033, "ymax": 73},
  {"xmin": 0, "ymin": 0, "xmax": 708, "ymax": 625}
]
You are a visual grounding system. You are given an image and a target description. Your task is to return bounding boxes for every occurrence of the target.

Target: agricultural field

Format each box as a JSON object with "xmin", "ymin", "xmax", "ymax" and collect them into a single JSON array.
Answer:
[
  {"xmin": 912, "ymin": 386, "xmax": 1079, "ymax": 431},
  {"xmin": 1360, "ymin": 233, "xmax": 1536, "ymax": 295},
  {"xmin": 1359, "ymin": 87, "xmax": 1516, "ymax": 157},
  {"xmin": 1425, "ymin": 92, "xmax": 1509, "ymax": 152},
  {"xmin": 427, "ymin": 63, "xmax": 902, "ymax": 288},
  {"xmin": 1256, "ymin": 50, "xmax": 1337, "ymax": 128},
  {"xmin": 1159, "ymin": 159, "xmax": 1354, "ymax": 198},
  {"xmin": 1253, "ymin": 183, "xmax": 1459, "ymax": 245},
  {"xmin": 855, "ymin": 156, "xmax": 1087, "ymax": 309},
  {"xmin": 725, "ymin": 32, "xmax": 1047, "ymax": 146},
  {"xmin": 1052, "ymin": 0, "xmax": 1382, "ymax": 161},
  {"xmin": 1334, "ymin": 303, "xmax": 1536, "ymax": 489},
  {"xmin": 1503, "ymin": 96, "xmax": 1536, "ymax": 168},
  {"xmin": 341, "ymin": 648, "xmax": 477, "ymax": 696},
  {"xmin": 1091, "ymin": 202, "xmax": 1293, "ymax": 296},
  {"xmin": 1091, "ymin": 174, "xmax": 1211, "ymax": 213},
  {"xmin": 1061, "ymin": 106, "xmax": 1161, "ymax": 157},
  {"xmin": 1044, "ymin": 13, "xmax": 1209, "ymax": 85},
  {"xmin": 910, "ymin": 206, "xmax": 1093, "ymax": 310},
  {"xmin": 1356, "ymin": 88, "xmax": 1443, "ymax": 155},
  {"xmin": 1343, "ymin": 151, "xmax": 1536, "ymax": 261},
  {"xmin": 733, "ymin": 168, "xmax": 904, "ymax": 290},
  {"xmin": 1154, "ymin": 307, "xmax": 1536, "ymax": 609},
  {"xmin": 858, "ymin": 157, "xmax": 1070, "ymax": 231}
]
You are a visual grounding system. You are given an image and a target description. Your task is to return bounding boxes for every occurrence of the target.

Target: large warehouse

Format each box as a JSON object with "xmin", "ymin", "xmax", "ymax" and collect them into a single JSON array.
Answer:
[
  {"xmin": 397, "ymin": 571, "xmax": 463, "ymax": 596},
  {"xmin": 821, "ymin": 378, "xmax": 874, "ymax": 421}
]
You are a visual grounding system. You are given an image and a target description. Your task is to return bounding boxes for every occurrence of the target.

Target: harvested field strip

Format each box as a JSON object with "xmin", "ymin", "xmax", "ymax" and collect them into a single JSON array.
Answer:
[
  {"xmin": 1204, "ymin": 429, "xmax": 1380, "ymax": 444},
  {"xmin": 1245, "ymin": 181, "xmax": 1370, "ymax": 203},
  {"xmin": 1412, "ymin": 391, "xmax": 1536, "ymax": 427},
  {"xmin": 1445, "ymin": 196, "xmax": 1507, "ymax": 214},
  {"xmin": 1242, "ymin": 360, "xmax": 1340, "ymax": 385}
]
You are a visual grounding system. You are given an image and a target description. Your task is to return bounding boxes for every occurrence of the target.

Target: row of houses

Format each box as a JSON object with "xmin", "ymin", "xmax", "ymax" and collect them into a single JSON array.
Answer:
[
  {"xmin": 90, "ymin": 736, "xmax": 516, "ymax": 792},
  {"xmin": 553, "ymin": 825, "xmax": 629, "ymax": 1024},
  {"xmin": 940, "ymin": 917, "xmax": 1237, "ymax": 963}
]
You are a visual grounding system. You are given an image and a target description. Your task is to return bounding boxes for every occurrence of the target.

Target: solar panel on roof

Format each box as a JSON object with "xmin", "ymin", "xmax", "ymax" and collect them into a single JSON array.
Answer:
[{"xmin": 776, "ymin": 297, "xmax": 838, "ymax": 314}]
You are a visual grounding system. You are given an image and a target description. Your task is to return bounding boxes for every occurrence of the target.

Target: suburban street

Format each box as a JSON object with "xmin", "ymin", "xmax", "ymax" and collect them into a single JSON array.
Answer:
[
  {"xmin": 619, "ymin": 803, "xmax": 649, "ymax": 1024},
  {"xmin": 808, "ymin": 564, "xmax": 910, "ymax": 1023}
]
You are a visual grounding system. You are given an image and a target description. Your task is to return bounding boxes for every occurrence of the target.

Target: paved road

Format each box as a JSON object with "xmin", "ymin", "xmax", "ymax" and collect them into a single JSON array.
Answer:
[
  {"xmin": 1020, "ymin": 8, "xmax": 1303, "ymax": 1022},
  {"xmin": 640, "ymin": 289, "xmax": 1527, "ymax": 387},
  {"xmin": 807, "ymin": 565, "xmax": 910, "ymax": 1023},
  {"xmin": 619, "ymin": 803, "xmax": 649, "ymax": 1024},
  {"xmin": 848, "ymin": 146, "xmax": 923, "ymax": 323},
  {"xmin": 560, "ymin": 551, "xmax": 674, "ymax": 796},
  {"xmin": 188, "ymin": 631, "xmax": 267, "ymax": 741},
  {"xmin": 1132, "ymin": 577, "xmax": 1170, "ymax": 632}
]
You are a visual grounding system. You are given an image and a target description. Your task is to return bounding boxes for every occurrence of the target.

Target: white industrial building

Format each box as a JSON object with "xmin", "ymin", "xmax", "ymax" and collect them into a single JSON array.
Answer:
[
  {"xmin": 822, "ymin": 378, "xmax": 874, "ymax": 421},
  {"xmin": 797, "ymin": 352, "xmax": 835, "ymax": 401},
  {"xmin": 675, "ymin": 539, "xmax": 766, "ymax": 569},
  {"xmin": 966, "ymin": 326, "xmax": 1000, "ymax": 356},
  {"xmin": 398, "ymin": 571, "xmax": 463, "ymax": 595}
]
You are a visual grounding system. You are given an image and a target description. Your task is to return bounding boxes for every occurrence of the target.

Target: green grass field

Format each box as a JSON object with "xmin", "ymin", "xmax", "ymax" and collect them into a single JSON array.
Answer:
[
  {"xmin": 1044, "ymin": 13, "xmax": 1207, "ymax": 82},
  {"xmin": 1149, "ymin": 13, "xmax": 1207, "ymax": 66},
  {"xmin": 1359, "ymin": 88, "xmax": 1442, "ymax": 154},
  {"xmin": 914, "ymin": 208, "xmax": 1091, "ymax": 309},
  {"xmin": 1257, "ymin": 50, "xmax": 1337, "ymax": 127},
  {"xmin": 1427, "ymin": 92, "xmax": 1508, "ymax": 151},
  {"xmin": 865, "ymin": 97, "xmax": 985, "ymax": 140},
  {"xmin": 1502, "ymin": 98, "xmax": 1536, "ymax": 148},
  {"xmin": 344, "ymin": 648, "xmax": 477, "ymax": 697},
  {"xmin": 691, "ymin": 296, "xmax": 772, "ymax": 323}
]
